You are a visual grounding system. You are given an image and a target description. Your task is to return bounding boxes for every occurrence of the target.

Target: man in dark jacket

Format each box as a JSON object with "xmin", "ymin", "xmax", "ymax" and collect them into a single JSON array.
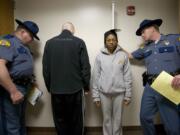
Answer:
[{"xmin": 43, "ymin": 22, "xmax": 91, "ymax": 135}]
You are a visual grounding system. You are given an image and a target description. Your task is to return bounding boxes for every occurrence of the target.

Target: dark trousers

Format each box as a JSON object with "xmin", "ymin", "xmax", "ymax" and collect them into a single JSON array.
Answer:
[
  {"xmin": 51, "ymin": 90, "xmax": 84, "ymax": 135},
  {"xmin": 0, "ymin": 86, "xmax": 27, "ymax": 135},
  {"xmin": 140, "ymin": 84, "xmax": 180, "ymax": 135}
]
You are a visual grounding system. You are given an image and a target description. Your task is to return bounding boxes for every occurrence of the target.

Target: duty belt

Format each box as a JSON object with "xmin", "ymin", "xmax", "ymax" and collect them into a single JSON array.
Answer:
[
  {"xmin": 11, "ymin": 76, "xmax": 35, "ymax": 86},
  {"xmin": 142, "ymin": 69, "xmax": 180, "ymax": 86}
]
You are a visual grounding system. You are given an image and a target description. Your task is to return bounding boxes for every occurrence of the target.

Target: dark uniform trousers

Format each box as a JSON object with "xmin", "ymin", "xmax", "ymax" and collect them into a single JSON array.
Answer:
[
  {"xmin": 140, "ymin": 84, "xmax": 180, "ymax": 135},
  {"xmin": 0, "ymin": 85, "xmax": 27, "ymax": 135},
  {"xmin": 132, "ymin": 34, "xmax": 180, "ymax": 135},
  {"xmin": 51, "ymin": 90, "xmax": 84, "ymax": 135}
]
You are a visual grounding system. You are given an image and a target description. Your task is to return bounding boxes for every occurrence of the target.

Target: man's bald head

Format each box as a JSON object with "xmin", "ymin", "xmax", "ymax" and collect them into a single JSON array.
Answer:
[{"xmin": 62, "ymin": 22, "xmax": 75, "ymax": 34}]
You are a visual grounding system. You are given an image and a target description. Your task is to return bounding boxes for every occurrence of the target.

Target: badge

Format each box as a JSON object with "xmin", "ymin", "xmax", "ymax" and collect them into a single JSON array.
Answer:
[
  {"xmin": 164, "ymin": 40, "xmax": 170, "ymax": 46},
  {"xmin": 0, "ymin": 40, "xmax": 11, "ymax": 47}
]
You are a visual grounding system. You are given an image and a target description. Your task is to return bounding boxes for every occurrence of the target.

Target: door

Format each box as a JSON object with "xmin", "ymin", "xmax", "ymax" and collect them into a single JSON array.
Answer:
[{"xmin": 0, "ymin": 0, "xmax": 14, "ymax": 35}]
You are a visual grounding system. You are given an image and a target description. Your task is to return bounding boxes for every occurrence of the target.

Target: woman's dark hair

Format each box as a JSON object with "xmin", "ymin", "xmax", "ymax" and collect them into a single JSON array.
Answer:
[{"xmin": 104, "ymin": 29, "xmax": 118, "ymax": 44}]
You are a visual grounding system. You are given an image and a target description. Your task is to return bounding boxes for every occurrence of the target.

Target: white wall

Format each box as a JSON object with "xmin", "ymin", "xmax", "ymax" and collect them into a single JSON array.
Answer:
[{"xmin": 14, "ymin": 0, "xmax": 179, "ymax": 127}]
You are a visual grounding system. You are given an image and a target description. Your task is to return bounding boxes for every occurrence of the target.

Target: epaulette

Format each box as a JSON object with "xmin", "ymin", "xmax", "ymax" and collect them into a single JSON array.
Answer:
[
  {"xmin": 3, "ymin": 34, "xmax": 14, "ymax": 39},
  {"xmin": 166, "ymin": 34, "xmax": 180, "ymax": 42}
]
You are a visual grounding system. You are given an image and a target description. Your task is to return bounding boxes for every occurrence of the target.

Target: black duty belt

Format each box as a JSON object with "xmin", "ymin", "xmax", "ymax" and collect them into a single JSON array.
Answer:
[
  {"xmin": 142, "ymin": 69, "xmax": 180, "ymax": 86},
  {"xmin": 11, "ymin": 76, "xmax": 35, "ymax": 86}
]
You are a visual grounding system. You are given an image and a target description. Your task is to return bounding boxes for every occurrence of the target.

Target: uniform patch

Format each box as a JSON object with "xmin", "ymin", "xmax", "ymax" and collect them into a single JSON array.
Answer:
[
  {"xmin": 0, "ymin": 40, "xmax": 11, "ymax": 47},
  {"xmin": 118, "ymin": 59, "xmax": 124, "ymax": 64},
  {"xmin": 139, "ymin": 43, "xmax": 145, "ymax": 49},
  {"xmin": 178, "ymin": 37, "xmax": 180, "ymax": 42}
]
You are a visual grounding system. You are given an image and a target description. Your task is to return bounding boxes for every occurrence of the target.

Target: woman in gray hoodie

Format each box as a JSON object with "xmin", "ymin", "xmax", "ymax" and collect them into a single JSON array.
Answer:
[{"xmin": 91, "ymin": 29, "xmax": 132, "ymax": 135}]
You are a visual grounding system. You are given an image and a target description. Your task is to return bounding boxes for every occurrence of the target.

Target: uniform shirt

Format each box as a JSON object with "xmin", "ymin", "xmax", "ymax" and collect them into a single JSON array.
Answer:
[
  {"xmin": 0, "ymin": 35, "xmax": 33, "ymax": 78},
  {"xmin": 132, "ymin": 34, "xmax": 180, "ymax": 75}
]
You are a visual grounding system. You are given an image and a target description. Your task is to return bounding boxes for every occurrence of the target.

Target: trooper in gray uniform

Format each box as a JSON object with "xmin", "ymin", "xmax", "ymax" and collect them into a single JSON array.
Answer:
[
  {"xmin": 0, "ymin": 19, "xmax": 39, "ymax": 135},
  {"xmin": 124, "ymin": 19, "xmax": 180, "ymax": 135}
]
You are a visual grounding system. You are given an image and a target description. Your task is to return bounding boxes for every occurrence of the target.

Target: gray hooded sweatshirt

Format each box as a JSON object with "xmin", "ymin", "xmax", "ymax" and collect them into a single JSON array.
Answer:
[{"xmin": 91, "ymin": 45, "xmax": 132, "ymax": 101}]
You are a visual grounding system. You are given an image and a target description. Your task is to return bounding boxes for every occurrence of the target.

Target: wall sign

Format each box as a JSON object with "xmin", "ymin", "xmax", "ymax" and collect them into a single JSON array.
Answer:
[{"xmin": 127, "ymin": 5, "xmax": 135, "ymax": 16}]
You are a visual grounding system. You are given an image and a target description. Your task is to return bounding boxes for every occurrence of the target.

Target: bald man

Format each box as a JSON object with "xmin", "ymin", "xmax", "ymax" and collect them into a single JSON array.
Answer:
[{"xmin": 43, "ymin": 22, "xmax": 91, "ymax": 135}]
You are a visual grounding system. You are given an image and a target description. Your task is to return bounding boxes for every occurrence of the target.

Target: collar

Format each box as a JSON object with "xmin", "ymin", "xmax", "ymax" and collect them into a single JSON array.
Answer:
[
  {"xmin": 101, "ymin": 45, "xmax": 122, "ymax": 55},
  {"xmin": 12, "ymin": 35, "xmax": 29, "ymax": 47},
  {"xmin": 60, "ymin": 30, "xmax": 73, "ymax": 36},
  {"xmin": 155, "ymin": 39, "xmax": 159, "ymax": 44},
  {"xmin": 14, "ymin": 35, "xmax": 23, "ymax": 44},
  {"xmin": 155, "ymin": 34, "xmax": 166, "ymax": 44}
]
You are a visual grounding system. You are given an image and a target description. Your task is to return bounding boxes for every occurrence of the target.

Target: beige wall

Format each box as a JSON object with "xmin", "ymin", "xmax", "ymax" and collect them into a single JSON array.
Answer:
[{"xmin": 14, "ymin": 0, "xmax": 179, "ymax": 127}]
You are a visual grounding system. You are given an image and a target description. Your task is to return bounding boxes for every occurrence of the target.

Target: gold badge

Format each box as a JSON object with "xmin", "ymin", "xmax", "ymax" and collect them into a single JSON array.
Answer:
[
  {"xmin": 0, "ymin": 40, "xmax": 11, "ymax": 47},
  {"xmin": 164, "ymin": 40, "xmax": 170, "ymax": 46}
]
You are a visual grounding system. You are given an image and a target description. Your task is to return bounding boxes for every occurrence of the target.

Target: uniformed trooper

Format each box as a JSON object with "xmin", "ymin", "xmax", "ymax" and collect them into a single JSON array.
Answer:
[
  {"xmin": 0, "ymin": 19, "xmax": 39, "ymax": 135},
  {"xmin": 123, "ymin": 19, "xmax": 180, "ymax": 135}
]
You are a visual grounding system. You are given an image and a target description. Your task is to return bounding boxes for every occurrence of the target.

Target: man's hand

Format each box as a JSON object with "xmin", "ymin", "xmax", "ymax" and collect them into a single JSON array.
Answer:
[
  {"xmin": 123, "ymin": 99, "xmax": 131, "ymax": 106},
  {"xmin": 120, "ymin": 47, "xmax": 133, "ymax": 59},
  {"xmin": 10, "ymin": 90, "xmax": 24, "ymax": 104},
  {"xmin": 95, "ymin": 101, "xmax": 101, "ymax": 107},
  {"xmin": 171, "ymin": 74, "xmax": 180, "ymax": 89},
  {"xmin": 0, "ymin": 59, "xmax": 24, "ymax": 104}
]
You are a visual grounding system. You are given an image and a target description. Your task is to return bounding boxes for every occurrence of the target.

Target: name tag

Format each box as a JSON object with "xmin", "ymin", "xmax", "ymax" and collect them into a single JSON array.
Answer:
[{"xmin": 159, "ymin": 46, "xmax": 174, "ymax": 53}]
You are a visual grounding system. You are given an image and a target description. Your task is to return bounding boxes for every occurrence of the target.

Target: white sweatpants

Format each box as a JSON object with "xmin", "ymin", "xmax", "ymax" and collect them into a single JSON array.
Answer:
[{"xmin": 100, "ymin": 92, "xmax": 124, "ymax": 135}]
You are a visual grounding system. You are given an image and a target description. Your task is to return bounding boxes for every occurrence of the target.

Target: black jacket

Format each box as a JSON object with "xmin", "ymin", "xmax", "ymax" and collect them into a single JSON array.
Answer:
[{"xmin": 43, "ymin": 30, "xmax": 91, "ymax": 94}]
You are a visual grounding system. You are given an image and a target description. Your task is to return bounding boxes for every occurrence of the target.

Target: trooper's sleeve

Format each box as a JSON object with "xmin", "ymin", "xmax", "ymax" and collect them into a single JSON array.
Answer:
[
  {"xmin": 131, "ymin": 48, "xmax": 145, "ymax": 60},
  {"xmin": 175, "ymin": 34, "xmax": 180, "ymax": 54},
  {"xmin": 0, "ymin": 39, "xmax": 15, "ymax": 62}
]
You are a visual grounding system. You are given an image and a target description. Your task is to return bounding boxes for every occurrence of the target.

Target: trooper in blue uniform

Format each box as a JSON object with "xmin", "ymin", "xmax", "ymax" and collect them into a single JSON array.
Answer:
[
  {"xmin": 124, "ymin": 19, "xmax": 180, "ymax": 135},
  {"xmin": 0, "ymin": 19, "xmax": 39, "ymax": 135}
]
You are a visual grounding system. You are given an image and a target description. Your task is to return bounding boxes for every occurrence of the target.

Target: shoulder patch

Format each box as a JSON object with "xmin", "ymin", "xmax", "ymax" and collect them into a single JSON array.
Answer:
[
  {"xmin": 0, "ymin": 40, "xmax": 11, "ymax": 47},
  {"xmin": 139, "ymin": 41, "xmax": 152, "ymax": 49},
  {"xmin": 139, "ymin": 43, "xmax": 145, "ymax": 49},
  {"xmin": 118, "ymin": 59, "xmax": 125, "ymax": 64},
  {"xmin": 177, "ymin": 37, "xmax": 180, "ymax": 42}
]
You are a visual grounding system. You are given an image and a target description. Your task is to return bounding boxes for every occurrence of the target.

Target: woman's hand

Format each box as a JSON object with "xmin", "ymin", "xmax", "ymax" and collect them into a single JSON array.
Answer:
[
  {"xmin": 95, "ymin": 101, "xmax": 101, "ymax": 107},
  {"xmin": 123, "ymin": 99, "xmax": 131, "ymax": 106}
]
